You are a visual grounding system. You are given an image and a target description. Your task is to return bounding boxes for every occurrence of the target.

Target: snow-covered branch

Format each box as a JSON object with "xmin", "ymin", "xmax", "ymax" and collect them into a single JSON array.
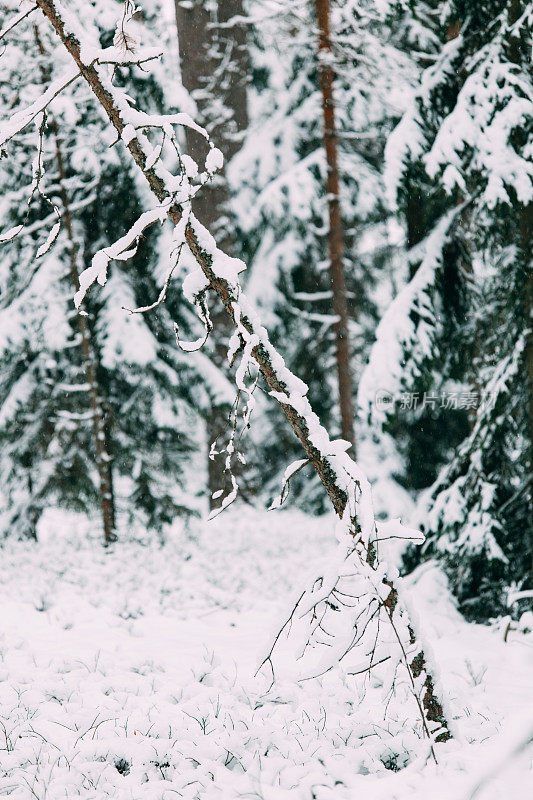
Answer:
[
  {"xmin": 0, "ymin": 65, "xmax": 80, "ymax": 148},
  {"xmin": 2, "ymin": 0, "xmax": 453, "ymax": 747}
]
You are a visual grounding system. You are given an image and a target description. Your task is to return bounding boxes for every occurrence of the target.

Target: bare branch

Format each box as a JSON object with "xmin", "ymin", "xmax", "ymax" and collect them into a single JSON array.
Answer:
[
  {"xmin": 123, "ymin": 243, "xmax": 184, "ymax": 315},
  {"xmin": 0, "ymin": 4, "xmax": 37, "ymax": 44},
  {"xmin": 23, "ymin": 0, "xmax": 453, "ymax": 748}
]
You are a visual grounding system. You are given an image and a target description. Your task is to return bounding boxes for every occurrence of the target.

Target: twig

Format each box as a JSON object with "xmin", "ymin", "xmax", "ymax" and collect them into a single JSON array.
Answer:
[{"xmin": 0, "ymin": 4, "xmax": 38, "ymax": 44}]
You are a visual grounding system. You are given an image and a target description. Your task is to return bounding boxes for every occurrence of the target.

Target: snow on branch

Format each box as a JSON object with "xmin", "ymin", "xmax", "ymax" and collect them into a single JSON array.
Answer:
[
  {"xmin": 385, "ymin": 13, "xmax": 533, "ymax": 209},
  {"xmin": 0, "ymin": 3, "xmax": 37, "ymax": 43},
  {"xmin": 9, "ymin": 0, "xmax": 452, "ymax": 748},
  {"xmin": 257, "ymin": 516, "xmax": 450, "ymax": 753},
  {"xmin": 425, "ymin": 40, "xmax": 533, "ymax": 207},
  {"xmin": 74, "ymin": 203, "xmax": 170, "ymax": 308},
  {"xmin": 0, "ymin": 65, "xmax": 80, "ymax": 148},
  {"xmin": 358, "ymin": 205, "xmax": 466, "ymax": 422},
  {"xmin": 0, "ymin": 109, "xmax": 62, "ymax": 256},
  {"xmin": 119, "ymin": 110, "xmax": 210, "ymax": 145}
]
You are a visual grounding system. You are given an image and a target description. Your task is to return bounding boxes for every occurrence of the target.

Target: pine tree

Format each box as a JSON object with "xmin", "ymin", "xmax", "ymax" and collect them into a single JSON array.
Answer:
[
  {"xmin": 231, "ymin": 0, "xmax": 416, "ymax": 508},
  {"xmin": 364, "ymin": 0, "xmax": 533, "ymax": 618},
  {"xmin": 0, "ymin": 0, "xmax": 198, "ymax": 540}
]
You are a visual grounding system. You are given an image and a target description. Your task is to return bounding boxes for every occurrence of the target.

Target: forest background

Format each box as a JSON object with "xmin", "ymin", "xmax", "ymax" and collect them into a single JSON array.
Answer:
[
  {"xmin": 0, "ymin": 0, "xmax": 531, "ymax": 636},
  {"xmin": 0, "ymin": 2, "xmax": 531, "ymax": 798}
]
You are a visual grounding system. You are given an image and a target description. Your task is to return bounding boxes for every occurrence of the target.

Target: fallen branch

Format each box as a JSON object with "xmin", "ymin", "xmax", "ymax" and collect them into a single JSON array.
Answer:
[{"xmin": 23, "ymin": 0, "xmax": 451, "ymax": 747}]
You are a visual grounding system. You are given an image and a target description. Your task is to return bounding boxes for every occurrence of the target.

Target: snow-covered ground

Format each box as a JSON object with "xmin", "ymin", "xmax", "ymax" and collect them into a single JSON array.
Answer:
[{"xmin": 0, "ymin": 506, "xmax": 532, "ymax": 799}]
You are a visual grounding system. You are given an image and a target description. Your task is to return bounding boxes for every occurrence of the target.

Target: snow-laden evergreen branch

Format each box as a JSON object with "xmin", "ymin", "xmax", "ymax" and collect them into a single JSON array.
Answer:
[
  {"xmin": 358, "ymin": 205, "xmax": 466, "ymax": 421},
  {"xmin": 384, "ymin": 8, "xmax": 533, "ymax": 209},
  {"xmin": 413, "ymin": 333, "xmax": 528, "ymax": 566},
  {"xmin": 0, "ymin": 65, "xmax": 80, "ymax": 148},
  {"xmin": 0, "ymin": 3, "xmax": 36, "ymax": 41}
]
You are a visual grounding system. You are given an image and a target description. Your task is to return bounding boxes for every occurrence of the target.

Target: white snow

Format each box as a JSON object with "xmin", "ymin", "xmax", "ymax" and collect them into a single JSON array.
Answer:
[
  {"xmin": 0, "ymin": 506, "xmax": 531, "ymax": 799},
  {"xmin": 205, "ymin": 147, "xmax": 224, "ymax": 174},
  {"xmin": 358, "ymin": 207, "xmax": 463, "ymax": 421},
  {"xmin": 74, "ymin": 205, "xmax": 169, "ymax": 309}
]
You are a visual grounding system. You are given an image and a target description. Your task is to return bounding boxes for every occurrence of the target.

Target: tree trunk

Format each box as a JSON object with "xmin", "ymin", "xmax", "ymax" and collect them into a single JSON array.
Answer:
[
  {"xmin": 33, "ymin": 24, "xmax": 116, "ymax": 544},
  {"xmin": 520, "ymin": 199, "xmax": 533, "ymax": 592},
  {"xmin": 174, "ymin": 0, "xmax": 249, "ymax": 508},
  {"xmin": 314, "ymin": 0, "xmax": 355, "ymax": 451},
  {"xmin": 508, "ymin": 0, "xmax": 533, "ymax": 594},
  {"xmin": 526, "ymin": 249, "xmax": 533, "ymax": 592},
  {"xmin": 32, "ymin": 0, "xmax": 451, "ymax": 743},
  {"xmin": 53, "ymin": 129, "xmax": 117, "ymax": 544}
]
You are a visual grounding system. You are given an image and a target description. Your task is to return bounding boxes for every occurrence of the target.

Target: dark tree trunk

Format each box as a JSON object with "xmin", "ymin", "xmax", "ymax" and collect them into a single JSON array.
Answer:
[
  {"xmin": 53, "ymin": 129, "xmax": 117, "ymax": 544},
  {"xmin": 507, "ymin": 0, "xmax": 533, "ymax": 591},
  {"xmin": 520, "ymin": 202, "xmax": 533, "ymax": 592},
  {"xmin": 526, "ymin": 248, "xmax": 533, "ymax": 592},
  {"xmin": 174, "ymin": 0, "xmax": 249, "ymax": 508},
  {"xmin": 314, "ymin": 0, "xmax": 355, "ymax": 451},
  {"xmin": 34, "ymin": 24, "xmax": 116, "ymax": 544}
]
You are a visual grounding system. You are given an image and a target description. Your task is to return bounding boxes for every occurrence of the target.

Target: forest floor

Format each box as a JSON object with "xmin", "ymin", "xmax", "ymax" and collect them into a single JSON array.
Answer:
[{"xmin": 0, "ymin": 505, "xmax": 532, "ymax": 799}]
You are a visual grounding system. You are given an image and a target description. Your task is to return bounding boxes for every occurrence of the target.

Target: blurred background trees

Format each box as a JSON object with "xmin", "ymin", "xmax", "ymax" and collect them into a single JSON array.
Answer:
[{"xmin": 0, "ymin": 0, "xmax": 531, "ymax": 623}]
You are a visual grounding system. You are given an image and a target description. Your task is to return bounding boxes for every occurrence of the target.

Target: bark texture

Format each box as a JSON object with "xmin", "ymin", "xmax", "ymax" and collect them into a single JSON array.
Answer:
[
  {"xmin": 314, "ymin": 0, "xmax": 355, "ymax": 451},
  {"xmin": 34, "ymin": 23, "xmax": 117, "ymax": 544},
  {"xmin": 174, "ymin": 0, "xmax": 249, "ymax": 506}
]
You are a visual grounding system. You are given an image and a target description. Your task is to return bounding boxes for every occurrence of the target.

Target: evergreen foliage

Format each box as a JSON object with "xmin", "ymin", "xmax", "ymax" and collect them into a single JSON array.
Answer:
[
  {"xmin": 232, "ymin": 0, "xmax": 415, "ymax": 508},
  {"xmin": 0, "ymin": 0, "xmax": 198, "ymax": 538},
  {"xmin": 369, "ymin": 0, "xmax": 533, "ymax": 618}
]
